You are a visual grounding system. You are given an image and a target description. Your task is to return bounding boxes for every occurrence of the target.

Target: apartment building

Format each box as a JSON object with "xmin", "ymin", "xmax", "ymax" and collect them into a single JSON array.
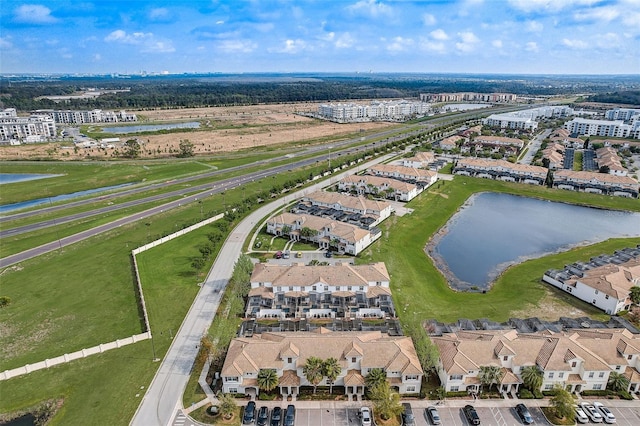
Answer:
[
  {"xmin": 605, "ymin": 108, "xmax": 640, "ymax": 122},
  {"xmin": 454, "ymin": 158, "xmax": 548, "ymax": 185},
  {"xmin": 419, "ymin": 92, "xmax": 517, "ymax": 103},
  {"xmin": 317, "ymin": 100, "xmax": 430, "ymax": 122},
  {"xmin": 32, "ymin": 109, "xmax": 137, "ymax": 124},
  {"xmin": 432, "ymin": 328, "xmax": 640, "ymax": 394},
  {"xmin": 0, "ymin": 108, "xmax": 57, "ymax": 143},
  {"xmin": 552, "ymin": 170, "xmax": 639, "ymax": 198},
  {"xmin": 266, "ymin": 213, "xmax": 381, "ymax": 255},
  {"xmin": 221, "ymin": 329, "xmax": 423, "ymax": 399},
  {"xmin": 338, "ymin": 174, "xmax": 422, "ymax": 202},
  {"xmin": 246, "ymin": 262, "xmax": 394, "ymax": 319},
  {"xmin": 564, "ymin": 117, "xmax": 640, "ymax": 139}
]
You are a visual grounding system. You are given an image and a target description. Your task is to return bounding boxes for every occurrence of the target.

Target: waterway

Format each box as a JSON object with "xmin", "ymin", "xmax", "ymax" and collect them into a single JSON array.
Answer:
[
  {"xmin": 428, "ymin": 192, "xmax": 640, "ymax": 291},
  {"xmin": 101, "ymin": 121, "xmax": 200, "ymax": 134},
  {"xmin": 0, "ymin": 173, "xmax": 61, "ymax": 184},
  {"xmin": 0, "ymin": 183, "xmax": 135, "ymax": 214}
]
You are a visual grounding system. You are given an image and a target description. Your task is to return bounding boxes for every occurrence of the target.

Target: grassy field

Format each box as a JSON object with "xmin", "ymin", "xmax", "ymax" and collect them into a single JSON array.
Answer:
[{"xmin": 357, "ymin": 176, "xmax": 640, "ymax": 327}]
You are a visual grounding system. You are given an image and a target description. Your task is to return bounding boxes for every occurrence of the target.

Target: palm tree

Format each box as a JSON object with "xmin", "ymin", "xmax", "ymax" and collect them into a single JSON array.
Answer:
[
  {"xmin": 478, "ymin": 365, "xmax": 504, "ymax": 393},
  {"xmin": 257, "ymin": 369, "xmax": 279, "ymax": 393},
  {"xmin": 303, "ymin": 356, "xmax": 324, "ymax": 394},
  {"xmin": 607, "ymin": 371, "xmax": 630, "ymax": 392},
  {"xmin": 365, "ymin": 368, "xmax": 387, "ymax": 395},
  {"xmin": 521, "ymin": 365, "xmax": 544, "ymax": 392},
  {"xmin": 369, "ymin": 382, "xmax": 403, "ymax": 421},
  {"xmin": 323, "ymin": 358, "xmax": 342, "ymax": 394}
]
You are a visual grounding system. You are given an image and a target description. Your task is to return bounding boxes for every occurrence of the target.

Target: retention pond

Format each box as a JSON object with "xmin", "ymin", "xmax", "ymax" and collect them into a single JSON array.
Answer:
[{"xmin": 428, "ymin": 192, "xmax": 640, "ymax": 291}]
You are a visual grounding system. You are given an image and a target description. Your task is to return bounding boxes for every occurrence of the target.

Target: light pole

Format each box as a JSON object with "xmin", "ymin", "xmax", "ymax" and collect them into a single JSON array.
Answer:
[
  {"xmin": 328, "ymin": 145, "xmax": 333, "ymax": 171},
  {"xmin": 198, "ymin": 200, "xmax": 203, "ymax": 220}
]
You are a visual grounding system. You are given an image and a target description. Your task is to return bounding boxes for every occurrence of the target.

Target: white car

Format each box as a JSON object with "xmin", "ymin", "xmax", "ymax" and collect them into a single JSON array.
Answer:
[
  {"xmin": 359, "ymin": 407, "xmax": 372, "ymax": 426},
  {"xmin": 594, "ymin": 402, "xmax": 616, "ymax": 424},
  {"xmin": 575, "ymin": 406, "xmax": 589, "ymax": 424},
  {"xmin": 580, "ymin": 402, "xmax": 603, "ymax": 423}
]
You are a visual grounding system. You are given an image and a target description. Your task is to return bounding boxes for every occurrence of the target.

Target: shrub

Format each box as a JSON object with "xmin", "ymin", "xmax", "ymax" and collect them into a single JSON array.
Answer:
[
  {"xmin": 519, "ymin": 389, "xmax": 534, "ymax": 399},
  {"xmin": 0, "ymin": 296, "xmax": 10, "ymax": 308},
  {"xmin": 445, "ymin": 391, "xmax": 469, "ymax": 398},
  {"xmin": 534, "ymin": 390, "xmax": 544, "ymax": 399},
  {"xmin": 618, "ymin": 391, "xmax": 633, "ymax": 400}
]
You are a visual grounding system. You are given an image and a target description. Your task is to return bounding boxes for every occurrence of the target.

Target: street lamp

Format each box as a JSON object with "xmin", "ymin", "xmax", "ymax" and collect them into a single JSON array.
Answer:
[{"xmin": 328, "ymin": 145, "xmax": 333, "ymax": 170}]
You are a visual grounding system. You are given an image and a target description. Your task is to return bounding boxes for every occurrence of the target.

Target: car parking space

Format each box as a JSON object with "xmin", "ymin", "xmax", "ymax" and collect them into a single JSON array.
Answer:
[
  {"xmin": 296, "ymin": 407, "xmax": 359, "ymax": 426},
  {"xmin": 400, "ymin": 405, "xmax": 551, "ymax": 426},
  {"xmin": 606, "ymin": 406, "xmax": 640, "ymax": 426}
]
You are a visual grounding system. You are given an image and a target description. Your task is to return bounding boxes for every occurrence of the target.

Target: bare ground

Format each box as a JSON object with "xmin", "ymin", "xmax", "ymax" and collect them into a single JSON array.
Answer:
[{"xmin": 0, "ymin": 103, "xmax": 393, "ymax": 161}]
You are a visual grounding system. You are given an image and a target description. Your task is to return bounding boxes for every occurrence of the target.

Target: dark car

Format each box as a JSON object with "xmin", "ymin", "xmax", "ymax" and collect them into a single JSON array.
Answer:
[
  {"xmin": 242, "ymin": 401, "xmax": 256, "ymax": 425},
  {"xmin": 283, "ymin": 404, "xmax": 295, "ymax": 426},
  {"xmin": 270, "ymin": 406, "xmax": 282, "ymax": 426},
  {"xmin": 463, "ymin": 405, "xmax": 480, "ymax": 425},
  {"xmin": 401, "ymin": 403, "xmax": 416, "ymax": 426},
  {"xmin": 515, "ymin": 403, "xmax": 533, "ymax": 425},
  {"xmin": 425, "ymin": 406, "xmax": 441, "ymax": 425},
  {"xmin": 257, "ymin": 406, "xmax": 269, "ymax": 426},
  {"xmin": 325, "ymin": 250, "xmax": 333, "ymax": 258}
]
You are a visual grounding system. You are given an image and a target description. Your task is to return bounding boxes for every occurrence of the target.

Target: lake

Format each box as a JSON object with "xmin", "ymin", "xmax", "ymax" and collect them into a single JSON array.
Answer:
[
  {"xmin": 0, "ymin": 173, "xmax": 61, "ymax": 184},
  {"xmin": 428, "ymin": 192, "xmax": 640, "ymax": 291},
  {"xmin": 101, "ymin": 122, "xmax": 200, "ymax": 134}
]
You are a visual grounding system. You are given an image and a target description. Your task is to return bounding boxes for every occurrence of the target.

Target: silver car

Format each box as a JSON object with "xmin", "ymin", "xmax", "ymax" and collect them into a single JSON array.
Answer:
[
  {"xmin": 575, "ymin": 406, "xmax": 589, "ymax": 424},
  {"xmin": 580, "ymin": 402, "xmax": 603, "ymax": 423}
]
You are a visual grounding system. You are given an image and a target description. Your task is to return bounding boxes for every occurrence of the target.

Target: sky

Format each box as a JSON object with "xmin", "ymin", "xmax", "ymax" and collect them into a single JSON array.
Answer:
[{"xmin": 1, "ymin": 0, "xmax": 639, "ymax": 75}]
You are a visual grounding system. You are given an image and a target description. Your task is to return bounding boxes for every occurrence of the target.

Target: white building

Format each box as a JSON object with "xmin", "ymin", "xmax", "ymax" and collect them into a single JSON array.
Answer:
[
  {"xmin": 317, "ymin": 100, "xmax": 430, "ymax": 122},
  {"xmin": 32, "ymin": 109, "xmax": 137, "ymax": 124},
  {"xmin": 0, "ymin": 108, "xmax": 57, "ymax": 143},
  {"xmin": 300, "ymin": 191, "xmax": 393, "ymax": 227},
  {"xmin": 483, "ymin": 106, "xmax": 574, "ymax": 131},
  {"xmin": 564, "ymin": 117, "xmax": 640, "ymax": 139},
  {"xmin": 605, "ymin": 108, "xmax": 640, "ymax": 122},
  {"xmin": 552, "ymin": 170, "xmax": 639, "ymax": 198},
  {"xmin": 367, "ymin": 164, "xmax": 438, "ymax": 186},
  {"xmin": 338, "ymin": 174, "xmax": 422, "ymax": 202}
]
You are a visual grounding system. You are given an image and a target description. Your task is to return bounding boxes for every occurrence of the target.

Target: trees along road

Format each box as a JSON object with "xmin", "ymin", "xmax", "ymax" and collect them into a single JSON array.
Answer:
[{"xmin": 129, "ymin": 154, "xmax": 395, "ymax": 426}]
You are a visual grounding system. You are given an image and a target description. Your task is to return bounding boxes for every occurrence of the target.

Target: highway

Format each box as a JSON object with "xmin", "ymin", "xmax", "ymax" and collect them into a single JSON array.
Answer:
[{"xmin": 129, "ymin": 154, "xmax": 394, "ymax": 426}]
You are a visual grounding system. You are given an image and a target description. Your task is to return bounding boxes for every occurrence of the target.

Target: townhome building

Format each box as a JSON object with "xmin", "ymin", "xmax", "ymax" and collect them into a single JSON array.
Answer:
[
  {"xmin": 543, "ymin": 258, "xmax": 640, "ymax": 315},
  {"xmin": 402, "ymin": 151, "xmax": 436, "ymax": 169},
  {"xmin": 338, "ymin": 174, "xmax": 422, "ymax": 202},
  {"xmin": 541, "ymin": 143, "xmax": 565, "ymax": 169},
  {"xmin": 245, "ymin": 262, "xmax": 394, "ymax": 320},
  {"xmin": 367, "ymin": 164, "xmax": 438, "ymax": 187},
  {"xmin": 454, "ymin": 158, "xmax": 548, "ymax": 185},
  {"xmin": 432, "ymin": 328, "xmax": 640, "ymax": 395},
  {"xmin": 552, "ymin": 170, "xmax": 639, "ymax": 198},
  {"xmin": 266, "ymin": 213, "xmax": 381, "ymax": 255},
  {"xmin": 471, "ymin": 135, "xmax": 525, "ymax": 154},
  {"xmin": 596, "ymin": 146, "xmax": 627, "ymax": 176},
  {"xmin": 437, "ymin": 136, "xmax": 462, "ymax": 151},
  {"xmin": 299, "ymin": 191, "xmax": 392, "ymax": 228},
  {"xmin": 221, "ymin": 329, "xmax": 423, "ymax": 400}
]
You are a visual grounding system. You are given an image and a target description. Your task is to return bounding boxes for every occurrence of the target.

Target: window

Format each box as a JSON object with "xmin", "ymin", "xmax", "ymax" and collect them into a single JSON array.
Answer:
[
  {"xmin": 588, "ymin": 372, "xmax": 594, "ymax": 378},
  {"xmin": 558, "ymin": 372, "xmax": 564, "ymax": 378},
  {"xmin": 351, "ymin": 357, "xmax": 357, "ymax": 363},
  {"xmin": 572, "ymin": 361, "xmax": 577, "ymax": 368},
  {"xmin": 229, "ymin": 388, "xmax": 238, "ymax": 393},
  {"xmin": 595, "ymin": 290, "xmax": 599, "ymax": 295},
  {"xmin": 599, "ymin": 372, "xmax": 605, "ymax": 378},
  {"xmin": 592, "ymin": 300, "xmax": 596, "ymax": 304},
  {"xmin": 324, "ymin": 286, "xmax": 329, "ymax": 291},
  {"xmin": 226, "ymin": 377, "xmax": 239, "ymax": 382},
  {"xmin": 348, "ymin": 286, "xmax": 352, "ymax": 291},
  {"xmin": 615, "ymin": 365, "xmax": 621, "ymax": 371},
  {"xmin": 548, "ymin": 372, "xmax": 554, "ymax": 379},
  {"xmin": 405, "ymin": 375, "xmax": 419, "ymax": 381},
  {"xmin": 287, "ymin": 358, "xmax": 292, "ymax": 363},
  {"xmin": 451, "ymin": 386, "xmax": 459, "ymax": 392},
  {"xmin": 605, "ymin": 295, "xmax": 609, "ymax": 299},
  {"xmin": 628, "ymin": 355, "xmax": 633, "ymax": 360},
  {"xmin": 289, "ymin": 286, "xmax": 293, "ymax": 291},
  {"xmin": 406, "ymin": 386, "xmax": 416, "ymax": 392},
  {"xmin": 359, "ymin": 286, "xmax": 365, "ymax": 291},
  {"xmin": 593, "ymin": 384, "xmax": 603, "ymax": 390},
  {"xmin": 376, "ymin": 282, "xmax": 382, "ymax": 286},
  {"xmin": 544, "ymin": 384, "xmax": 553, "ymax": 390},
  {"xmin": 312, "ymin": 286, "xmax": 317, "ymax": 291},
  {"xmin": 503, "ymin": 356, "xmax": 508, "ymax": 361},
  {"xmin": 450, "ymin": 375, "xmax": 463, "ymax": 381}
]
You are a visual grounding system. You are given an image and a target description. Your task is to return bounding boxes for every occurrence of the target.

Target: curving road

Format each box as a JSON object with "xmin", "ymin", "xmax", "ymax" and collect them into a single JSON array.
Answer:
[{"xmin": 129, "ymin": 153, "xmax": 395, "ymax": 426}]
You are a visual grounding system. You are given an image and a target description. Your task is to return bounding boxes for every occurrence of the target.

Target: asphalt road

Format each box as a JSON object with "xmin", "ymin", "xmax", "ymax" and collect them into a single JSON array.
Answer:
[
  {"xmin": 129, "ymin": 154, "xmax": 394, "ymax": 426},
  {"xmin": 519, "ymin": 128, "xmax": 552, "ymax": 165}
]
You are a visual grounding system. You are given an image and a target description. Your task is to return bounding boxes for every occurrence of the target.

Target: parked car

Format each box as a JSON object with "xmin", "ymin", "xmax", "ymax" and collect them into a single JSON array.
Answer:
[
  {"xmin": 593, "ymin": 402, "xmax": 616, "ymax": 424},
  {"xmin": 283, "ymin": 405, "xmax": 295, "ymax": 426},
  {"xmin": 580, "ymin": 402, "xmax": 603, "ymax": 423},
  {"xmin": 257, "ymin": 406, "xmax": 269, "ymax": 426},
  {"xmin": 243, "ymin": 401, "xmax": 256, "ymax": 425},
  {"xmin": 515, "ymin": 403, "xmax": 533, "ymax": 425},
  {"xmin": 275, "ymin": 251, "xmax": 283, "ymax": 259},
  {"xmin": 325, "ymin": 250, "xmax": 333, "ymax": 258},
  {"xmin": 296, "ymin": 251, "xmax": 302, "ymax": 258},
  {"xmin": 282, "ymin": 250, "xmax": 290, "ymax": 259},
  {"xmin": 575, "ymin": 406, "xmax": 589, "ymax": 424},
  {"xmin": 359, "ymin": 407, "xmax": 372, "ymax": 426},
  {"xmin": 425, "ymin": 406, "xmax": 441, "ymax": 425},
  {"xmin": 463, "ymin": 405, "xmax": 481, "ymax": 425},
  {"xmin": 270, "ymin": 406, "xmax": 282, "ymax": 426},
  {"xmin": 401, "ymin": 403, "xmax": 416, "ymax": 426}
]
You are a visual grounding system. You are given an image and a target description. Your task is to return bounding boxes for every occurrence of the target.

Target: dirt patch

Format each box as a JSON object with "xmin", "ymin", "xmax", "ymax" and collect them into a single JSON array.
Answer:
[
  {"xmin": 0, "ymin": 103, "xmax": 393, "ymax": 160},
  {"xmin": 509, "ymin": 287, "xmax": 594, "ymax": 321}
]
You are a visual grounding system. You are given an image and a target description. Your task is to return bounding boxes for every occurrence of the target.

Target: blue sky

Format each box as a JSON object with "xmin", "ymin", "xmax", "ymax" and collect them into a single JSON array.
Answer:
[{"xmin": 1, "ymin": 0, "xmax": 639, "ymax": 75}]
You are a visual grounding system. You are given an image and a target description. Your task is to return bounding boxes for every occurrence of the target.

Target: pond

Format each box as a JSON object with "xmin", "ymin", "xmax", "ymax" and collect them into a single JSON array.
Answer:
[
  {"xmin": 428, "ymin": 192, "xmax": 640, "ymax": 291},
  {"xmin": 101, "ymin": 121, "xmax": 200, "ymax": 134},
  {"xmin": 0, "ymin": 173, "xmax": 61, "ymax": 184}
]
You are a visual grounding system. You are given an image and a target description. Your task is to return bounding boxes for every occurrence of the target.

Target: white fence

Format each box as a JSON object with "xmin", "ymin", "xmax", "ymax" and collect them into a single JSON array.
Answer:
[{"xmin": 0, "ymin": 213, "xmax": 225, "ymax": 382}]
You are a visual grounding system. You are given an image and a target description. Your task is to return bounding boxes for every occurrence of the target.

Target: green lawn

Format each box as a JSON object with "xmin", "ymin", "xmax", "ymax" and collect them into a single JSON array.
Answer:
[{"xmin": 573, "ymin": 151, "xmax": 583, "ymax": 171}]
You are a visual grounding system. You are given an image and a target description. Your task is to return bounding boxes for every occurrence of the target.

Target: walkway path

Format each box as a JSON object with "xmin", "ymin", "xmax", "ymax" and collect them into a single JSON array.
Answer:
[{"xmin": 130, "ymin": 154, "xmax": 394, "ymax": 426}]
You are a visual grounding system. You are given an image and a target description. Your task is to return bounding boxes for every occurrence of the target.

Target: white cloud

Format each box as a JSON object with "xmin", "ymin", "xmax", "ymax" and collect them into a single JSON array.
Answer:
[
  {"xmin": 422, "ymin": 13, "xmax": 436, "ymax": 26},
  {"xmin": 14, "ymin": 4, "xmax": 58, "ymax": 24},
  {"xmin": 347, "ymin": 0, "xmax": 393, "ymax": 18},
  {"xmin": 149, "ymin": 8, "xmax": 171, "ymax": 21},
  {"xmin": 420, "ymin": 40, "xmax": 446, "ymax": 53},
  {"xmin": 269, "ymin": 39, "xmax": 307, "ymax": 54},
  {"xmin": 104, "ymin": 30, "xmax": 175, "ymax": 53},
  {"xmin": 430, "ymin": 29, "xmax": 449, "ymax": 41},
  {"xmin": 385, "ymin": 36, "xmax": 414, "ymax": 52},
  {"xmin": 93, "ymin": 54, "xmax": 102, "ymax": 61},
  {"xmin": 216, "ymin": 20, "xmax": 224, "ymax": 25},
  {"xmin": 525, "ymin": 41, "xmax": 539, "ymax": 52},
  {"xmin": 574, "ymin": 6, "xmax": 620, "ymax": 22},
  {"xmin": 0, "ymin": 36, "xmax": 13, "ymax": 49},
  {"xmin": 525, "ymin": 20, "xmax": 543, "ymax": 32},
  {"xmin": 216, "ymin": 40, "xmax": 257, "ymax": 53},
  {"xmin": 621, "ymin": 11, "xmax": 640, "ymax": 27},
  {"xmin": 508, "ymin": 0, "xmax": 600, "ymax": 13},
  {"xmin": 335, "ymin": 33, "xmax": 355, "ymax": 49},
  {"xmin": 595, "ymin": 32, "xmax": 621, "ymax": 48},
  {"xmin": 492, "ymin": 39, "xmax": 503, "ymax": 48},
  {"xmin": 562, "ymin": 38, "xmax": 589, "ymax": 49},
  {"xmin": 455, "ymin": 31, "xmax": 480, "ymax": 52}
]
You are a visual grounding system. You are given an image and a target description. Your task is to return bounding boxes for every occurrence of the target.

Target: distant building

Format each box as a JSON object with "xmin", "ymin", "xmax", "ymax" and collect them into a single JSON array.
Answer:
[
  {"xmin": 564, "ymin": 117, "xmax": 640, "ymax": 139},
  {"xmin": 31, "ymin": 109, "xmax": 137, "ymax": 124},
  {"xmin": 454, "ymin": 158, "xmax": 548, "ymax": 185},
  {"xmin": 420, "ymin": 92, "xmax": 517, "ymax": 103},
  {"xmin": 317, "ymin": 100, "xmax": 430, "ymax": 123},
  {"xmin": 0, "ymin": 108, "xmax": 57, "ymax": 143},
  {"xmin": 483, "ymin": 106, "xmax": 573, "ymax": 132},
  {"xmin": 605, "ymin": 108, "xmax": 640, "ymax": 122},
  {"xmin": 552, "ymin": 170, "xmax": 639, "ymax": 198}
]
